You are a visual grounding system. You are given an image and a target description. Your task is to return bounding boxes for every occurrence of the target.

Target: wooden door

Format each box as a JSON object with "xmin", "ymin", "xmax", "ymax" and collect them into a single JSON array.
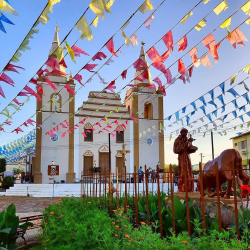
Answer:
[
  {"xmin": 84, "ymin": 156, "xmax": 93, "ymax": 175},
  {"xmin": 99, "ymin": 153, "xmax": 109, "ymax": 174},
  {"xmin": 116, "ymin": 157, "xmax": 124, "ymax": 181}
]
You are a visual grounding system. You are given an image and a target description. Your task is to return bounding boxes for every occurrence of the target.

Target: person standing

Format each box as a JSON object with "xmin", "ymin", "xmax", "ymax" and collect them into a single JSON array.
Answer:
[{"xmin": 138, "ymin": 166, "xmax": 143, "ymax": 183}]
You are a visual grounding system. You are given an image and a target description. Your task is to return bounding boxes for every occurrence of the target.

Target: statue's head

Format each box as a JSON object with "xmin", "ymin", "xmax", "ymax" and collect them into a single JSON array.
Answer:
[{"xmin": 180, "ymin": 128, "xmax": 188, "ymax": 138}]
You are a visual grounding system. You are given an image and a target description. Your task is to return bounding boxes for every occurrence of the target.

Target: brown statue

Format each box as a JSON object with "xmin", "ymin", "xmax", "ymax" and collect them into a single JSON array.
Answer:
[
  {"xmin": 196, "ymin": 149, "xmax": 249, "ymax": 199},
  {"xmin": 173, "ymin": 128, "xmax": 198, "ymax": 192}
]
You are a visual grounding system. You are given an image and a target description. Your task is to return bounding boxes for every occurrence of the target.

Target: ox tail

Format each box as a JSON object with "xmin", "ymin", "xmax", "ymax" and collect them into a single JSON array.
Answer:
[{"xmin": 235, "ymin": 150, "xmax": 243, "ymax": 187}]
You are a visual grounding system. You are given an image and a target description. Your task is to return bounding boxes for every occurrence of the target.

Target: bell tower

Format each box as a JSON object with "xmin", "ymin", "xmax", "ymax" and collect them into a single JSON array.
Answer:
[
  {"xmin": 34, "ymin": 27, "xmax": 75, "ymax": 183},
  {"xmin": 125, "ymin": 43, "xmax": 165, "ymax": 170}
]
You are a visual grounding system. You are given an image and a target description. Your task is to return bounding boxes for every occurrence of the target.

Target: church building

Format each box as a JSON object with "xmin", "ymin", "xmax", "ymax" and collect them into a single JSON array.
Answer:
[{"xmin": 33, "ymin": 29, "xmax": 165, "ymax": 184}]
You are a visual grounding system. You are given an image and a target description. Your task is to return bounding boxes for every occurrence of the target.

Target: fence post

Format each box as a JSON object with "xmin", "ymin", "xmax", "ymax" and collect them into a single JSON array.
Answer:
[
  {"xmin": 199, "ymin": 162, "xmax": 206, "ymax": 233},
  {"xmin": 169, "ymin": 164, "xmax": 175, "ymax": 233},
  {"xmin": 156, "ymin": 165, "xmax": 163, "ymax": 238},
  {"xmin": 215, "ymin": 162, "xmax": 222, "ymax": 232},
  {"xmin": 184, "ymin": 163, "xmax": 191, "ymax": 236},
  {"xmin": 144, "ymin": 165, "xmax": 150, "ymax": 225},
  {"xmin": 124, "ymin": 166, "xmax": 128, "ymax": 212},
  {"xmin": 116, "ymin": 167, "xmax": 119, "ymax": 209},
  {"xmin": 232, "ymin": 159, "xmax": 240, "ymax": 239},
  {"xmin": 134, "ymin": 165, "xmax": 139, "ymax": 227},
  {"xmin": 105, "ymin": 172, "xmax": 106, "ymax": 208}
]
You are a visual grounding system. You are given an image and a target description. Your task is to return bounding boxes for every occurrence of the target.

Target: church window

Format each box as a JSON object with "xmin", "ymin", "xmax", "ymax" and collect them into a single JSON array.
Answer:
[
  {"xmin": 84, "ymin": 129, "xmax": 93, "ymax": 142},
  {"xmin": 144, "ymin": 103, "xmax": 152, "ymax": 119},
  {"xmin": 116, "ymin": 131, "xmax": 124, "ymax": 143},
  {"xmin": 50, "ymin": 93, "xmax": 62, "ymax": 112}
]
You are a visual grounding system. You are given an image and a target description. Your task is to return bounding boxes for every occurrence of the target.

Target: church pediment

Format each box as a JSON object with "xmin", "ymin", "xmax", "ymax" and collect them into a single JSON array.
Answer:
[
  {"xmin": 83, "ymin": 150, "xmax": 94, "ymax": 156},
  {"xmin": 99, "ymin": 145, "xmax": 109, "ymax": 153}
]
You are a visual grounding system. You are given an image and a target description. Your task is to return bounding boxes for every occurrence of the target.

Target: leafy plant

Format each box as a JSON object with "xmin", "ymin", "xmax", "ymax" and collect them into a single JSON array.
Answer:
[
  {"xmin": 0, "ymin": 158, "xmax": 6, "ymax": 173},
  {"xmin": 0, "ymin": 204, "xmax": 32, "ymax": 250},
  {"xmin": 1, "ymin": 176, "xmax": 15, "ymax": 189},
  {"xmin": 89, "ymin": 167, "xmax": 101, "ymax": 173}
]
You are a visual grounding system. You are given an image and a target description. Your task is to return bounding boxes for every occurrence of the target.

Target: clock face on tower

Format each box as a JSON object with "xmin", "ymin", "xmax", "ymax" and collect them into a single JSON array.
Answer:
[{"xmin": 52, "ymin": 94, "xmax": 60, "ymax": 102}]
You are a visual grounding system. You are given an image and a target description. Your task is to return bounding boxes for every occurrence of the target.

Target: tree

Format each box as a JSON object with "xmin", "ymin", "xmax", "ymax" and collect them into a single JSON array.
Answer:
[{"xmin": 0, "ymin": 158, "xmax": 6, "ymax": 173}]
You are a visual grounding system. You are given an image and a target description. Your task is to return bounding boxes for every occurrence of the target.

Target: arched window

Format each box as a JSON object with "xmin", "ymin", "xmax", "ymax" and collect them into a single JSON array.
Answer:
[
  {"xmin": 50, "ymin": 93, "xmax": 62, "ymax": 112},
  {"xmin": 84, "ymin": 123, "xmax": 93, "ymax": 142},
  {"xmin": 144, "ymin": 103, "xmax": 152, "ymax": 119}
]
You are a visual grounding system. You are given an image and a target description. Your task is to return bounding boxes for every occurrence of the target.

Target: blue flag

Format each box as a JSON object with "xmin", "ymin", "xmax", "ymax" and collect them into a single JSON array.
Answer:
[
  {"xmin": 208, "ymin": 100, "xmax": 217, "ymax": 108},
  {"xmin": 182, "ymin": 107, "xmax": 186, "ymax": 113},
  {"xmin": 200, "ymin": 105, "xmax": 206, "ymax": 115},
  {"xmin": 218, "ymin": 95, "xmax": 225, "ymax": 106},
  {"xmin": 208, "ymin": 89, "xmax": 214, "ymax": 100},
  {"xmin": 191, "ymin": 111, "xmax": 195, "ymax": 116},
  {"xmin": 206, "ymin": 114, "xmax": 212, "ymax": 122},
  {"xmin": 190, "ymin": 102, "xmax": 197, "ymax": 111},
  {"xmin": 232, "ymin": 99, "xmax": 238, "ymax": 109},
  {"xmin": 219, "ymin": 82, "xmax": 225, "ymax": 95},
  {"xmin": 239, "ymin": 115, "xmax": 244, "ymax": 122},
  {"xmin": 242, "ymin": 93, "xmax": 250, "ymax": 104},
  {"xmin": 175, "ymin": 112, "xmax": 179, "ymax": 121},
  {"xmin": 246, "ymin": 112, "xmax": 250, "ymax": 117},
  {"xmin": 221, "ymin": 105, "xmax": 225, "ymax": 113},
  {"xmin": 227, "ymin": 88, "xmax": 239, "ymax": 98},
  {"xmin": 167, "ymin": 115, "xmax": 172, "ymax": 121},
  {"xmin": 186, "ymin": 115, "xmax": 190, "ymax": 125},
  {"xmin": 222, "ymin": 114, "xmax": 228, "ymax": 121},
  {"xmin": 212, "ymin": 110, "xmax": 217, "ymax": 117},
  {"xmin": 239, "ymin": 105, "xmax": 246, "ymax": 112},
  {"xmin": 199, "ymin": 96, "xmax": 206, "ymax": 106},
  {"xmin": 232, "ymin": 110, "xmax": 237, "ymax": 118}
]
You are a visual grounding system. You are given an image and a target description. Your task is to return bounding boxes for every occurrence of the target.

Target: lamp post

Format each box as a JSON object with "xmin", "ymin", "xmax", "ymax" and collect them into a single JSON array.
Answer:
[
  {"xmin": 94, "ymin": 160, "xmax": 97, "ymax": 168},
  {"xmin": 51, "ymin": 160, "xmax": 55, "ymax": 197},
  {"xmin": 199, "ymin": 153, "xmax": 205, "ymax": 168}
]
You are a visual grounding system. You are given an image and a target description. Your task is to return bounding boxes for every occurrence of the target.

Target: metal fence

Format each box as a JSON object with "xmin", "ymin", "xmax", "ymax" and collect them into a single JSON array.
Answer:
[{"xmin": 81, "ymin": 163, "xmax": 250, "ymax": 239}]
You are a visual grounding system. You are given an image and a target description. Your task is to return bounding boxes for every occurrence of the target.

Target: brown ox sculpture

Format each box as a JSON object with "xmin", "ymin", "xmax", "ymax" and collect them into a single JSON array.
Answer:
[{"xmin": 196, "ymin": 149, "xmax": 249, "ymax": 199}]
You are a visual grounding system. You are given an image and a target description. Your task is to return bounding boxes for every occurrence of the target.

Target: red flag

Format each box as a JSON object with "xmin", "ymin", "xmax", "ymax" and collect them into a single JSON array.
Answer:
[
  {"xmin": 0, "ymin": 73, "xmax": 14, "ymax": 86},
  {"xmin": 189, "ymin": 66, "xmax": 194, "ymax": 78},
  {"xmin": 133, "ymin": 58, "xmax": 148, "ymax": 71},
  {"xmin": 37, "ymin": 86, "xmax": 45, "ymax": 96},
  {"xmin": 82, "ymin": 132, "xmax": 87, "ymax": 137},
  {"xmin": 59, "ymin": 58, "xmax": 67, "ymax": 68},
  {"xmin": 162, "ymin": 30, "xmax": 174, "ymax": 53},
  {"xmin": 227, "ymin": 28, "xmax": 247, "ymax": 49},
  {"xmin": 106, "ymin": 37, "xmax": 118, "ymax": 57},
  {"xmin": 178, "ymin": 35, "xmax": 188, "ymax": 52},
  {"xmin": 105, "ymin": 80, "xmax": 116, "ymax": 93},
  {"xmin": 73, "ymin": 74, "xmax": 83, "ymax": 85},
  {"xmin": 23, "ymin": 86, "xmax": 42, "ymax": 101},
  {"xmin": 4, "ymin": 63, "xmax": 25, "ymax": 73},
  {"xmin": 37, "ymin": 69, "xmax": 44, "ymax": 78},
  {"xmin": 72, "ymin": 45, "xmax": 89, "ymax": 57},
  {"xmin": 82, "ymin": 64, "xmax": 98, "ymax": 72},
  {"xmin": 121, "ymin": 69, "xmax": 127, "ymax": 80},
  {"xmin": 178, "ymin": 59, "xmax": 186, "ymax": 75},
  {"xmin": 13, "ymin": 98, "xmax": 21, "ymax": 105},
  {"xmin": 92, "ymin": 52, "xmax": 107, "ymax": 61},
  {"xmin": 45, "ymin": 78, "xmax": 57, "ymax": 91},
  {"xmin": 29, "ymin": 78, "xmax": 37, "ymax": 85},
  {"xmin": 0, "ymin": 85, "xmax": 5, "ymax": 98},
  {"xmin": 179, "ymin": 75, "xmax": 186, "ymax": 84},
  {"xmin": 163, "ymin": 68, "xmax": 172, "ymax": 84},
  {"xmin": 64, "ymin": 83, "xmax": 75, "ymax": 95},
  {"xmin": 141, "ymin": 70, "xmax": 149, "ymax": 80},
  {"xmin": 45, "ymin": 57, "xmax": 60, "ymax": 70},
  {"xmin": 61, "ymin": 132, "xmax": 66, "ymax": 138}
]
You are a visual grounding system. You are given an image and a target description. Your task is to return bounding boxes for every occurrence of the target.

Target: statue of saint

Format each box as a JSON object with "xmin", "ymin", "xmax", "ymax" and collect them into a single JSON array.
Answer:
[{"xmin": 173, "ymin": 128, "xmax": 198, "ymax": 192}]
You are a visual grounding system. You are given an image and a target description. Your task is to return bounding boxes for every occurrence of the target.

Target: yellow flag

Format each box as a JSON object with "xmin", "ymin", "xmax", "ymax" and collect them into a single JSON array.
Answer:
[
  {"xmin": 53, "ymin": 46, "xmax": 65, "ymax": 60},
  {"xmin": 76, "ymin": 16, "xmax": 93, "ymax": 40},
  {"xmin": 39, "ymin": 5, "xmax": 50, "ymax": 25},
  {"xmin": 245, "ymin": 17, "xmax": 250, "ymax": 24},
  {"xmin": 110, "ymin": 111, "xmax": 113, "ymax": 114},
  {"xmin": 0, "ymin": 0, "xmax": 18, "ymax": 16},
  {"xmin": 106, "ymin": 0, "xmax": 115, "ymax": 9},
  {"xmin": 220, "ymin": 17, "xmax": 231, "ymax": 29},
  {"xmin": 230, "ymin": 73, "xmax": 238, "ymax": 85},
  {"xmin": 202, "ymin": 0, "xmax": 211, "ymax": 3},
  {"xmin": 122, "ymin": 31, "xmax": 130, "ymax": 46},
  {"xmin": 89, "ymin": 0, "xmax": 105, "ymax": 19},
  {"xmin": 241, "ymin": 1, "xmax": 250, "ymax": 15},
  {"xmin": 93, "ymin": 16, "xmax": 99, "ymax": 27},
  {"xmin": 180, "ymin": 11, "xmax": 193, "ymax": 25},
  {"xmin": 213, "ymin": 0, "xmax": 228, "ymax": 15},
  {"xmin": 243, "ymin": 64, "xmax": 250, "ymax": 74},
  {"xmin": 195, "ymin": 19, "xmax": 206, "ymax": 31},
  {"xmin": 138, "ymin": 0, "xmax": 153, "ymax": 14},
  {"xmin": 65, "ymin": 41, "xmax": 76, "ymax": 63},
  {"xmin": 121, "ymin": 20, "xmax": 130, "ymax": 30},
  {"xmin": 194, "ymin": 59, "xmax": 201, "ymax": 68}
]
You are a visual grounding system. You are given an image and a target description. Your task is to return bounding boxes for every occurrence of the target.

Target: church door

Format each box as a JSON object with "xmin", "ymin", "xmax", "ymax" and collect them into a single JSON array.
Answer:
[
  {"xmin": 99, "ymin": 153, "xmax": 109, "ymax": 174},
  {"xmin": 84, "ymin": 156, "xmax": 93, "ymax": 175},
  {"xmin": 116, "ymin": 157, "xmax": 124, "ymax": 181}
]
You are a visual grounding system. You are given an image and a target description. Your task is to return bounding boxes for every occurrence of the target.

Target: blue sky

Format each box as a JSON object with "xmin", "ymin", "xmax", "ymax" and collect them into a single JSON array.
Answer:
[{"xmin": 1, "ymin": 0, "xmax": 250, "ymax": 164}]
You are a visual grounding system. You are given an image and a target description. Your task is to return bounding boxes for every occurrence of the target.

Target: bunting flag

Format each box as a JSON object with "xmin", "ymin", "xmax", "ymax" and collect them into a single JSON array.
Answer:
[
  {"xmin": 200, "ymin": 105, "xmax": 206, "ymax": 115},
  {"xmin": 0, "ymin": 0, "xmax": 18, "ymax": 16},
  {"xmin": 195, "ymin": 19, "xmax": 206, "ymax": 31},
  {"xmin": 219, "ymin": 82, "xmax": 225, "ymax": 94},
  {"xmin": 232, "ymin": 99, "xmax": 238, "ymax": 109},
  {"xmin": 212, "ymin": 110, "xmax": 217, "ymax": 117},
  {"xmin": 178, "ymin": 35, "xmax": 188, "ymax": 52},
  {"xmin": 222, "ymin": 114, "xmax": 228, "ymax": 121},
  {"xmin": 59, "ymin": 58, "xmax": 67, "ymax": 68},
  {"xmin": 0, "ymin": 12, "xmax": 14, "ymax": 33},
  {"xmin": 213, "ymin": 0, "xmax": 228, "ymax": 15},
  {"xmin": 221, "ymin": 105, "xmax": 225, "ymax": 113},
  {"xmin": 242, "ymin": 93, "xmax": 250, "ymax": 103},
  {"xmin": 23, "ymin": 86, "xmax": 42, "ymax": 101},
  {"xmin": 178, "ymin": 59, "xmax": 186, "ymax": 75},
  {"xmin": 134, "ymin": 58, "xmax": 148, "ymax": 70},
  {"xmin": 182, "ymin": 107, "xmax": 186, "ymax": 113},
  {"xmin": 243, "ymin": 64, "xmax": 250, "ymax": 74},
  {"xmin": 82, "ymin": 64, "xmax": 98, "ymax": 72},
  {"xmin": 199, "ymin": 96, "xmax": 206, "ymax": 106},
  {"xmin": 45, "ymin": 78, "xmax": 57, "ymax": 91},
  {"xmin": 230, "ymin": 73, "xmax": 238, "ymax": 85},
  {"xmin": 239, "ymin": 105, "xmax": 246, "ymax": 112},
  {"xmin": 121, "ymin": 31, "xmax": 130, "ymax": 46},
  {"xmin": 180, "ymin": 11, "xmax": 193, "ymax": 25},
  {"xmin": 89, "ymin": 0, "xmax": 112, "ymax": 20},
  {"xmin": 207, "ymin": 100, "xmax": 217, "ymax": 109},
  {"xmin": 188, "ymin": 47, "xmax": 198, "ymax": 64},
  {"xmin": 218, "ymin": 94, "xmax": 225, "ymax": 105},
  {"xmin": 175, "ymin": 111, "xmax": 179, "ymax": 121},
  {"xmin": 72, "ymin": 45, "xmax": 89, "ymax": 57},
  {"xmin": 191, "ymin": 111, "xmax": 195, "ymax": 116},
  {"xmin": 162, "ymin": 30, "xmax": 174, "ymax": 53},
  {"xmin": 138, "ymin": 0, "xmax": 153, "ymax": 14},
  {"xmin": 232, "ymin": 110, "xmax": 237, "ymax": 118},
  {"xmin": 73, "ymin": 74, "xmax": 83, "ymax": 85},
  {"xmin": 227, "ymin": 88, "xmax": 239, "ymax": 98},
  {"xmin": 206, "ymin": 114, "xmax": 212, "ymax": 122},
  {"xmin": 121, "ymin": 69, "xmax": 127, "ymax": 80},
  {"xmin": 105, "ymin": 80, "xmax": 116, "ymax": 93},
  {"xmin": 190, "ymin": 102, "xmax": 197, "ymax": 111},
  {"xmin": 64, "ymin": 41, "xmax": 75, "ymax": 63},
  {"xmin": 0, "ymin": 73, "xmax": 14, "ymax": 86},
  {"xmin": 4, "ymin": 63, "xmax": 25, "ymax": 73},
  {"xmin": 92, "ymin": 51, "xmax": 107, "ymax": 61},
  {"xmin": 220, "ymin": 17, "xmax": 231, "ymax": 38},
  {"xmin": 208, "ymin": 89, "xmax": 214, "ymax": 100},
  {"xmin": 64, "ymin": 83, "xmax": 75, "ymax": 95},
  {"xmin": 129, "ymin": 34, "xmax": 139, "ymax": 46},
  {"xmin": 241, "ymin": 1, "xmax": 250, "ymax": 15},
  {"xmin": 144, "ymin": 13, "xmax": 155, "ymax": 29},
  {"xmin": 201, "ymin": 55, "xmax": 212, "ymax": 67},
  {"xmin": 106, "ymin": 37, "xmax": 117, "ymax": 57},
  {"xmin": 239, "ymin": 115, "xmax": 244, "ymax": 122},
  {"xmin": 186, "ymin": 115, "xmax": 190, "ymax": 125},
  {"xmin": 12, "ymin": 127, "xmax": 23, "ymax": 134}
]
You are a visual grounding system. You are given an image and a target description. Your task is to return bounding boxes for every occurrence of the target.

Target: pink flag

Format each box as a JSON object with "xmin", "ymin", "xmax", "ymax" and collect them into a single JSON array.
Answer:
[
  {"xmin": 141, "ymin": 70, "xmax": 149, "ymax": 80},
  {"xmin": 4, "ymin": 63, "xmax": 25, "ymax": 74},
  {"xmin": 147, "ymin": 46, "xmax": 161, "ymax": 63},
  {"xmin": 29, "ymin": 78, "xmax": 37, "ymax": 85},
  {"xmin": 64, "ymin": 83, "xmax": 75, "ymax": 95},
  {"xmin": 106, "ymin": 37, "xmax": 118, "ymax": 57},
  {"xmin": 227, "ymin": 28, "xmax": 247, "ymax": 49},
  {"xmin": 37, "ymin": 69, "xmax": 44, "ymax": 78},
  {"xmin": 60, "ymin": 122, "xmax": 67, "ymax": 128},
  {"xmin": 18, "ymin": 91, "xmax": 29, "ymax": 97},
  {"xmin": 105, "ymin": 80, "xmax": 116, "ymax": 93},
  {"xmin": 178, "ymin": 35, "xmax": 188, "ymax": 52},
  {"xmin": 103, "ymin": 128, "xmax": 110, "ymax": 132},
  {"xmin": 23, "ymin": 122, "xmax": 29, "ymax": 128},
  {"xmin": 82, "ymin": 64, "xmax": 98, "ymax": 72},
  {"xmin": 65, "ymin": 120, "xmax": 69, "ymax": 127},
  {"xmin": 37, "ymin": 86, "xmax": 44, "ymax": 96},
  {"xmin": 121, "ymin": 69, "xmax": 127, "ymax": 80},
  {"xmin": 201, "ymin": 55, "xmax": 212, "ymax": 67},
  {"xmin": 94, "ymin": 122, "xmax": 102, "ymax": 127},
  {"xmin": 24, "ymin": 86, "xmax": 42, "ymax": 101},
  {"xmin": 59, "ymin": 58, "xmax": 67, "ymax": 68},
  {"xmin": 45, "ymin": 132, "xmax": 49, "ymax": 135},
  {"xmin": 45, "ymin": 57, "xmax": 60, "ymax": 70},
  {"xmin": 79, "ymin": 118, "xmax": 86, "ymax": 124},
  {"xmin": 152, "ymin": 62, "xmax": 166, "ymax": 72},
  {"xmin": 82, "ymin": 132, "xmax": 87, "ymax": 137},
  {"xmin": 71, "ymin": 127, "xmax": 77, "ymax": 130},
  {"xmin": 116, "ymin": 126, "xmax": 120, "ymax": 133},
  {"xmin": 131, "ymin": 116, "xmax": 137, "ymax": 123},
  {"xmin": 73, "ymin": 74, "xmax": 83, "ymax": 85},
  {"xmin": 121, "ymin": 124, "xmax": 126, "ymax": 130},
  {"xmin": 161, "ymin": 50, "xmax": 170, "ymax": 62},
  {"xmin": 202, "ymin": 34, "xmax": 215, "ymax": 49},
  {"xmin": 127, "ymin": 84, "xmax": 135, "ymax": 87},
  {"xmin": 153, "ymin": 77, "xmax": 162, "ymax": 86},
  {"xmin": 92, "ymin": 52, "xmax": 107, "ymax": 61},
  {"xmin": 208, "ymin": 42, "xmax": 220, "ymax": 64},
  {"xmin": 12, "ymin": 127, "xmax": 23, "ymax": 134},
  {"xmin": 178, "ymin": 59, "xmax": 186, "ymax": 75},
  {"xmin": 61, "ymin": 132, "xmax": 66, "ymax": 138},
  {"xmin": 49, "ymin": 69, "xmax": 67, "ymax": 76},
  {"xmin": 144, "ymin": 14, "xmax": 155, "ymax": 30},
  {"xmin": 72, "ymin": 45, "xmax": 89, "ymax": 57},
  {"xmin": 163, "ymin": 68, "xmax": 172, "ymax": 84},
  {"xmin": 188, "ymin": 47, "xmax": 198, "ymax": 63},
  {"xmin": 49, "ymin": 130, "xmax": 55, "ymax": 137},
  {"xmin": 45, "ymin": 78, "xmax": 57, "ymax": 91},
  {"xmin": 0, "ymin": 127, "xmax": 4, "ymax": 132},
  {"xmin": 179, "ymin": 75, "xmax": 186, "ymax": 84},
  {"xmin": 13, "ymin": 98, "xmax": 22, "ymax": 105},
  {"xmin": 67, "ymin": 130, "xmax": 72, "ymax": 134},
  {"xmin": 4, "ymin": 121, "xmax": 12, "ymax": 125},
  {"xmin": 85, "ymin": 129, "xmax": 91, "ymax": 133},
  {"xmin": 135, "ymin": 77, "xmax": 143, "ymax": 81},
  {"xmin": 162, "ymin": 30, "xmax": 174, "ymax": 53},
  {"xmin": 129, "ymin": 34, "xmax": 139, "ymax": 47},
  {"xmin": 0, "ymin": 85, "xmax": 5, "ymax": 98},
  {"xmin": 98, "ymin": 131, "xmax": 103, "ymax": 134},
  {"xmin": 133, "ymin": 58, "xmax": 148, "ymax": 71},
  {"xmin": 189, "ymin": 66, "xmax": 194, "ymax": 78},
  {"xmin": 110, "ymin": 132, "xmax": 116, "ymax": 137},
  {"xmin": 146, "ymin": 84, "xmax": 156, "ymax": 89},
  {"xmin": 112, "ymin": 120, "xmax": 119, "ymax": 125},
  {"xmin": 107, "ymin": 125, "xmax": 112, "ymax": 128},
  {"xmin": 27, "ymin": 119, "xmax": 36, "ymax": 125},
  {"xmin": 0, "ymin": 73, "xmax": 14, "ymax": 86}
]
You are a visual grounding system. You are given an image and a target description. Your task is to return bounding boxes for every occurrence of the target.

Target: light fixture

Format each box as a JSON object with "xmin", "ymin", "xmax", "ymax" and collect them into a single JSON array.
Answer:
[
  {"xmin": 94, "ymin": 160, "xmax": 97, "ymax": 167},
  {"xmin": 18, "ymin": 163, "xmax": 20, "ymax": 167},
  {"xmin": 52, "ymin": 161, "xmax": 54, "ymax": 165}
]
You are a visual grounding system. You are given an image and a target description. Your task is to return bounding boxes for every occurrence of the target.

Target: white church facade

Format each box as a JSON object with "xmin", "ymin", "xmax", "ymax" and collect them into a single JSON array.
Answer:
[{"xmin": 33, "ymin": 30, "xmax": 165, "ymax": 184}]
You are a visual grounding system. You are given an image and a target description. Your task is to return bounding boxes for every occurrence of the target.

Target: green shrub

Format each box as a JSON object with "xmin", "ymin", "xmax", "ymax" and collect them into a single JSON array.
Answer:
[
  {"xmin": 0, "ymin": 204, "xmax": 32, "ymax": 250},
  {"xmin": 0, "ymin": 158, "xmax": 6, "ymax": 173},
  {"xmin": 2, "ymin": 176, "xmax": 15, "ymax": 189}
]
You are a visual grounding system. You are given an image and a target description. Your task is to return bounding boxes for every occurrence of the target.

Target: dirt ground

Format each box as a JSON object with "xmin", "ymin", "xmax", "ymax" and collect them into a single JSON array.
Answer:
[{"xmin": 0, "ymin": 196, "xmax": 59, "ymax": 213}]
